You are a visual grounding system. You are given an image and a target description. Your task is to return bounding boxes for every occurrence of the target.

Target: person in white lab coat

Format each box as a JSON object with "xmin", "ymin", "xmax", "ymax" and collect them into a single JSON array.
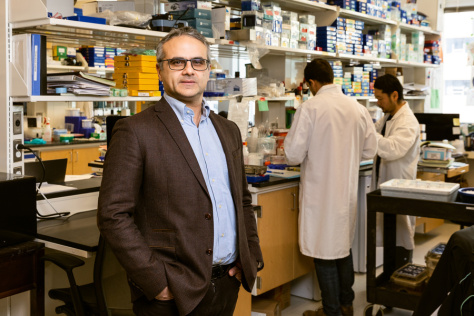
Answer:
[
  {"xmin": 284, "ymin": 59, "xmax": 378, "ymax": 316},
  {"xmin": 371, "ymin": 74, "xmax": 420, "ymax": 269}
]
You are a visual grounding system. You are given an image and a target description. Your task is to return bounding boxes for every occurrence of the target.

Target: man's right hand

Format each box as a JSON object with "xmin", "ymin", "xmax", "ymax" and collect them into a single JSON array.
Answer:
[{"xmin": 155, "ymin": 286, "xmax": 174, "ymax": 301}]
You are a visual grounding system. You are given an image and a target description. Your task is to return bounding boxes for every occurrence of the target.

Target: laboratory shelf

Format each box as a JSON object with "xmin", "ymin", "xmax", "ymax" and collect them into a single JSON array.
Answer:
[
  {"xmin": 338, "ymin": 8, "xmax": 397, "ymax": 26},
  {"xmin": 12, "ymin": 95, "xmax": 162, "ymax": 102}
]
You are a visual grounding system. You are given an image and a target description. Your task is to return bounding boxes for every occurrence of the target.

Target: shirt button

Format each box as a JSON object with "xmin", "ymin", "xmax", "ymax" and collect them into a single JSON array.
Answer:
[
  {"xmin": 186, "ymin": 110, "xmax": 190, "ymax": 113},
  {"xmin": 218, "ymin": 204, "xmax": 222, "ymax": 208},
  {"xmin": 221, "ymin": 233, "xmax": 224, "ymax": 237},
  {"xmin": 212, "ymin": 179, "xmax": 215, "ymax": 182},
  {"xmin": 205, "ymin": 213, "xmax": 212, "ymax": 220},
  {"xmin": 205, "ymin": 153, "xmax": 209, "ymax": 156},
  {"xmin": 206, "ymin": 249, "xmax": 213, "ymax": 256}
]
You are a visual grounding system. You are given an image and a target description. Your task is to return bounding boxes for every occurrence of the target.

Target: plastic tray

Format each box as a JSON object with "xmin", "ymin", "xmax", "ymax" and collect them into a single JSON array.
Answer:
[
  {"xmin": 390, "ymin": 263, "xmax": 428, "ymax": 290},
  {"xmin": 425, "ymin": 243, "xmax": 446, "ymax": 277},
  {"xmin": 380, "ymin": 179, "xmax": 459, "ymax": 202}
]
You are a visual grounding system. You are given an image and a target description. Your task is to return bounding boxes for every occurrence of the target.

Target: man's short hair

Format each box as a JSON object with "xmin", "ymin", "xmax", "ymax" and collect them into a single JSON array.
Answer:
[
  {"xmin": 304, "ymin": 59, "xmax": 334, "ymax": 85},
  {"xmin": 156, "ymin": 27, "xmax": 211, "ymax": 66},
  {"xmin": 374, "ymin": 74, "xmax": 404, "ymax": 101}
]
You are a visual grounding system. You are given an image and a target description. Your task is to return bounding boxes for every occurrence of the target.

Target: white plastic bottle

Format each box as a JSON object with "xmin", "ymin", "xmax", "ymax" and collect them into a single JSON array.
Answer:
[
  {"xmin": 243, "ymin": 142, "xmax": 249, "ymax": 165},
  {"xmin": 42, "ymin": 118, "xmax": 52, "ymax": 142}
]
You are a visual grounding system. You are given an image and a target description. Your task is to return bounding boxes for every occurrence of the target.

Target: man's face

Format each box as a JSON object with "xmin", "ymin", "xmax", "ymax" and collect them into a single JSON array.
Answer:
[
  {"xmin": 374, "ymin": 88, "xmax": 398, "ymax": 114},
  {"xmin": 157, "ymin": 36, "xmax": 210, "ymax": 104}
]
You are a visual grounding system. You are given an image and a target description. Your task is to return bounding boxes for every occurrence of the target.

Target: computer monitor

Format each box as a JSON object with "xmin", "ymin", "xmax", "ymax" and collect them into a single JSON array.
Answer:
[
  {"xmin": 24, "ymin": 158, "xmax": 68, "ymax": 184},
  {"xmin": 106, "ymin": 116, "xmax": 127, "ymax": 147},
  {"xmin": 414, "ymin": 113, "xmax": 460, "ymax": 141}
]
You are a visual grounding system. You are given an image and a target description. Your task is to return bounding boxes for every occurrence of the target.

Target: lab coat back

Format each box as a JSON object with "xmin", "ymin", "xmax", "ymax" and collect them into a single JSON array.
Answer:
[{"xmin": 284, "ymin": 84, "xmax": 377, "ymax": 259}]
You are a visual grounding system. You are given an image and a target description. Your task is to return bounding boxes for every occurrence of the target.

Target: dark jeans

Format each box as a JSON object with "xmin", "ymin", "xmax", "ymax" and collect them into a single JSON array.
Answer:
[
  {"xmin": 314, "ymin": 252, "xmax": 355, "ymax": 316},
  {"xmin": 132, "ymin": 274, "xmax": 241, "ymax": 316}
]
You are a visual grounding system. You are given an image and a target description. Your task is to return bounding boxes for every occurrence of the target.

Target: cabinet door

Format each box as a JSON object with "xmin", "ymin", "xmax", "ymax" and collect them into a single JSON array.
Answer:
[
  {"xmin": 233, "ymin": 286, "xmax": 251, "ymax": 316},
  {"xmin": 292, "ymin": 187, "xmax": 314, "ymax": 279},
  {"xmin": 40, "ymin": 150, "xmax": 73, "ymax": 175},
  {"xmin": 73, "ymin": 147, "xmax": 100, "ymax": 175},
  {"xmin": 256, "ymin": 187, "xmax": 296, "ymax": 294}
]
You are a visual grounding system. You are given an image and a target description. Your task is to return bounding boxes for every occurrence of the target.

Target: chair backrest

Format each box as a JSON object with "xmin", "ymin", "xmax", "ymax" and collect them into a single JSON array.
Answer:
[{"xmin": 94, "ymin": 236, "xmax": 134, "ymax": 316}]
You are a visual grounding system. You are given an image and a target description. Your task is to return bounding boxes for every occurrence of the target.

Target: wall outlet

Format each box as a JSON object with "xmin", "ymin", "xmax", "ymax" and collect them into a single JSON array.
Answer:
[
  {"xmin": 13, "ymin": 166, "xmax": 22, "ymax": 175},
  {"xmin": 13, "ymin": 139, "xmax": 22, "ymax": 162},
  {"xmin": 13, "ymin": 111, "xmax": 22, "ymax": 135}
]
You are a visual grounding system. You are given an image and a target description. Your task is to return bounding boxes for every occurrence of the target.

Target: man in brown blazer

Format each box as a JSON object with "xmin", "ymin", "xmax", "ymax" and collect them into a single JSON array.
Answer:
[{"xmin": 98, "ymin": 27, "xmax": 263, "ymax": 316}]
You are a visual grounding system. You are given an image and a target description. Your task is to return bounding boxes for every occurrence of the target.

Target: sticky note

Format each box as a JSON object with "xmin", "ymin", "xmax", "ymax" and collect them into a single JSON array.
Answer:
[
  {"xmin": 258, "ymin": 99, "xmax": 269, "ymax": 111},
  {"xmin": 453, "ymin": 118, "xmax": 460, "ymax": 126},
  {"xmin": 453, "ymin": 127, "xmax": 461, "ymax": 135}
]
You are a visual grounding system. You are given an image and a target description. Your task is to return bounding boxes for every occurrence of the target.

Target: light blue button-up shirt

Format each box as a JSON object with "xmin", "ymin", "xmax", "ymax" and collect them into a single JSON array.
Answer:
[{"xmin": 165, "ymin": 93, "xmax": 238, "ymax": 265}]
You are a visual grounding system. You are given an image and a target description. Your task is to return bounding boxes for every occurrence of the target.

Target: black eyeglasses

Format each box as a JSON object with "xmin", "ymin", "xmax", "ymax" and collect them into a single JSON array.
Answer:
[{"xmin": 161, "ymin": 58, "xmax": 210, "ymax": 71}]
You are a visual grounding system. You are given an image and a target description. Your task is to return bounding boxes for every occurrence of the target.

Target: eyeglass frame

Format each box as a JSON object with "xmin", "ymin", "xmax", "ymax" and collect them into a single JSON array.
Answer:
[{"xmin": 160, "ymin": 58, "xmax": 211, "ymax": 71}]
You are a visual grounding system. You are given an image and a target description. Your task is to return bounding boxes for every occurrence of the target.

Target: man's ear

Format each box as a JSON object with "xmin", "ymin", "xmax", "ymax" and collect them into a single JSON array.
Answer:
[{"xmin": 391, "ymin": 90, "xmax": 399, "ymax": 102}]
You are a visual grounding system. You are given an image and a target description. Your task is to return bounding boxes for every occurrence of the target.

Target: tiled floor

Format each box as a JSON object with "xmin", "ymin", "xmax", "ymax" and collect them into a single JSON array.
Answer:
[{"xmin": 281, "ymin": 222, "xmax": 460, "ymax": 316}]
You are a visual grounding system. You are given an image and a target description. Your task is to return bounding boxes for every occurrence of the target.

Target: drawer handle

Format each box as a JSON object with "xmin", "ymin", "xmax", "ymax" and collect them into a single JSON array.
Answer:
[
  {"xmin": 466, "ymin": 206, "xmax": 474, "ymax": 211},
  {"xmin": 291, "ymin": 192, "xmax": 296, "ymax": 211}
]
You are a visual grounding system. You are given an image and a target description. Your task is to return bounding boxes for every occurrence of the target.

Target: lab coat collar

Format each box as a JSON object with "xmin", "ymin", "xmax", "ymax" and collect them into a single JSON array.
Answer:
[
  {"xmin": 387, "ymin": 101, "xmax": 410, "ymax": 122},
  {"xmin": 315, "ymin": 84, "xmax": 342, "ymax": 96}
]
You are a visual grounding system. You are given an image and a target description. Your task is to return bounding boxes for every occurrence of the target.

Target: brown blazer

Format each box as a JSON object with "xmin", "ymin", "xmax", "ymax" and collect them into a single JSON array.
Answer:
[{"xmin": 98, "ymin": 98, "xmax": 263, "ymax": 315}]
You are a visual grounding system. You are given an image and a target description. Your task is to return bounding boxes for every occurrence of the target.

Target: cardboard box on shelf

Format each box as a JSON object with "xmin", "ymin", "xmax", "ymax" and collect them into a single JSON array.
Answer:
[
  {"xmin": 260, "ymin": 282, "xmax": 291, "ymax": 310},
  {"xmin": 82, "ymin": 1, "xmax": 135, "ymax": 16},
  {"xmin": 251, "ymin": 298, "xmax": 281, "ymax": 316}
]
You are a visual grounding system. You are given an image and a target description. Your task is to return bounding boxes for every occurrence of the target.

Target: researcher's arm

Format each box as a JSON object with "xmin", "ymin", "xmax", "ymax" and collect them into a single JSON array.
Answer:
[
  {"xmin": 284, "ymin": 106, "xmax": 312, "ymax": 165},
  {"xmin": 361, "ymin": 108, "xmax": 378, "ymax": 160},
  {"xmin": 376, "ymin": 118, "xmax": 418, "ymax": 161},
  {"xmin": 98, "ymin": 118, "xmax": 168, "ymax": 301}
]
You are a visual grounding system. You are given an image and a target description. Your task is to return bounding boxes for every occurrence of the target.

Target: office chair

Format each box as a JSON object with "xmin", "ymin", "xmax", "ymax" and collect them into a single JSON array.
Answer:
[{"xmin": 43, "ymin": 236, "xmax": 134, "ymax": 316}]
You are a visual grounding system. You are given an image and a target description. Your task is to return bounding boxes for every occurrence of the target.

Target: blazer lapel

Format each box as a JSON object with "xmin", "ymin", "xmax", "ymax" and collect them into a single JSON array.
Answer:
[{"xmin": 154, "ymin": 99, "xmax": 209, "ymax": 196}]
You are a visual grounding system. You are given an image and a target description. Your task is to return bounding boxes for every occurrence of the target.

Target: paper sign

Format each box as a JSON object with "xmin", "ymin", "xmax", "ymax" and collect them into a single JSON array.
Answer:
[
  {"xmin": 453, "ymin": 118, "xmax": 460, "ymax": 126},
  {"xmin": 453, "ymin": 127, "xmax": 461, "ymax": 135},
  {"xmin": 258, "ymin": 99, "xmax": 269, "ymax": 111}
]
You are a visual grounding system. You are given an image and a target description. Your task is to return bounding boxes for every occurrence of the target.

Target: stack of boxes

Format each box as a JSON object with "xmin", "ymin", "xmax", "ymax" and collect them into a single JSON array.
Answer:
[
  {"xmin": 261, "ymin": 2, "xmax": 283, "ymax": 47},
  {"xmin": 165, "ymin": 1, "xmax": 213, "ymax": 38},
  {"xmin": 412, "ymin": 31, "xmax": 425, "ymax": 63},
  {"xmin": 330, "ymin": 60, "xmax": 344, "ymax": 86},
  {"xmin": 112, "ymin": 55, "xmax": 162, "ymax": 97},
  {"xmin": 363, "ymin": 34, "xmax": 374, "ymax": 56},
  {"xmin": 281, "ymin": 10, "xmax": 299, "ymax": 48},
  {"xmin": 212, "ymin": 6, "xmax": 230, "ymax": 39},
  {"xmin": 241, "ymin": 0, "xmax": 264, "ymax": 43},
  {"xmin": 330, "ymin": 62, "xmax": 377, "ymax": 97},
  {"xmin": 317, "ymin": 26, "xmax": 337, "ymax": 53},
  {"xmin": 299, "ymin": 14, "xmax": 316, "ymax": 51},
  {"xmin": 105, "ymin": 47, "xmax": 117, "ymax": 69},
  {"xmin": 78, "ymin": 46, "xmax": 114, "ymax": 68},
  {"xmin": 424, "ymin": 40, "xmax": 441, "ymax": 65}
]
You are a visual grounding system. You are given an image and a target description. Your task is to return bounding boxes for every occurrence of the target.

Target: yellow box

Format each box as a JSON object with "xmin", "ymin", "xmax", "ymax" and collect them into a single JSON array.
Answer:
[
  {"xmin": 114, "ymin": 55, "xmax": 156, "ymax": 62},
  {"xmin": 117, "ymin": 84, "xmax": 159, "ymax": 90},
  {"xmin": 114, "ymin": 66, "xmax": 158, "ymax": 74},
  {"xmin": 128, "ymin": 90, "xmax": 161, "ymax": 97},
  {"xmin": 116, "ymin": 78, "xmax": 159, "ymax": 85},
  {"xmin": 115, "ymin": 60, "xmax": 156, "ymax": 68},
  {"xmin": 112, "ymin": 73, "xmax": 159, "ymax": 80}
]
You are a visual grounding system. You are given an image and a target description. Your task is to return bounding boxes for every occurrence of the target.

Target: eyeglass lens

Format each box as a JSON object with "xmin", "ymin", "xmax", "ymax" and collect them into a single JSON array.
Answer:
[{"xmin": 168, "ymin": 58, "xmax": 208, "ymax": 71}]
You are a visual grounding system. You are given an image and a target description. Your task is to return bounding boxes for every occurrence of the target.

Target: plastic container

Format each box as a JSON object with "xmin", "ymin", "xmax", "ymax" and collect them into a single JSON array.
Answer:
[
  {"xmin": 458, "ymin": 187, "xmax": 474, "ymax": 203},
  {"xmin": 425, "ymin": 243, "xmax": 446, "ymax": 277},
  {"xmin": 82, "ymin": 119, "xmax": 93, "ymax": 128},
  {"xmin": 380, "ymin": 179, "xmax": 459, "ymax": 202},
  {"xmin": 66, "ymin": 108, "xmax": 80, "ymax": 116},
  {"xmin": 60, "ymin": 134, "xmax": 74, "ymax": 143},
  {"xmin": 390, "ymin": 263, "xmax": 428, "ymax": 291}
]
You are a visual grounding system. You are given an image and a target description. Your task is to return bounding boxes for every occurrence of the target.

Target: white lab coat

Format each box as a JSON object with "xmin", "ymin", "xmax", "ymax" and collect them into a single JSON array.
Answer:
[
  {"xmin": 371, "ymin": 102, "xmax": 420, "ymax": 250},
  {"xmin": 284, "ymin": 84, "xmax": 378, "ymax": 259}
]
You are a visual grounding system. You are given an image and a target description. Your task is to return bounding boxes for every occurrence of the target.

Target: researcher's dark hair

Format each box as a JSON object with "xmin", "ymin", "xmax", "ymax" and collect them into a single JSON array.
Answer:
[
  {"xmin": 374, "ymin": 74, "xmax": 404, "ymax": 101},
  {"xmin": 304, "ymin": 59, "xmax": 334, "ymax": 85},
  {"xmin": 156, "ymin": 27, "xmax": 211, "ymax": 66}
]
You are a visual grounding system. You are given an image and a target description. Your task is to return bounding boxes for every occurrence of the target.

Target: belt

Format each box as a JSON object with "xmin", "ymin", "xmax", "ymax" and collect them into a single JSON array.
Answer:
[{"xmin": 211, "ymin": 262, "xmax": 235, "ymax": 280}]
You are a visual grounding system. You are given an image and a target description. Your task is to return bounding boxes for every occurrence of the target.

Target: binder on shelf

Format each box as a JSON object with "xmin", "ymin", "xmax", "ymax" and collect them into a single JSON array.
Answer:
[
  {"xmin": 10, "ymin": 33, "xmax": 46, "ymax": 97},
  {"xmin": 10, "ymin": 34, "xmax": 31, "ymax": 97}
]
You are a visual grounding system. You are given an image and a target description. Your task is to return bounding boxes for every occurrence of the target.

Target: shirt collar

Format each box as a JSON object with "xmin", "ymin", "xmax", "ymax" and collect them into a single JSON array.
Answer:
[{"xmin": 164, "ymin": 93, "xmax": 210, "ymax": 121}]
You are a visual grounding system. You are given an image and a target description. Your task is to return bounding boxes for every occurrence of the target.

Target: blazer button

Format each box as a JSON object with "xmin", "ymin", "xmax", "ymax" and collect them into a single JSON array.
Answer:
[
  {"xmin": 206, "ymin": 249, "xmax": 213, "ymax": 256},
  {"xmin": 205, "ymin": 213, "xmax": 212, "ymax": 220}
]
